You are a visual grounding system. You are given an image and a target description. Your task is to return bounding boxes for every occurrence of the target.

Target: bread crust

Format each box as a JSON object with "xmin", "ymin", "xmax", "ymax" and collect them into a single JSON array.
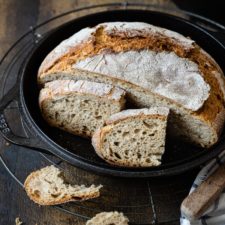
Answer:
[
  {"xmin": 86, "ymin": 211, "xmax": 129, "ymax": 225},
  {"xmin": 38, "ymin": 22, "xmax": 195, "ymax": 76},
  {"xmin": 106, "ymin": 108, "xmax": 169, "ymax": 125},
  {"xmin": 39, "ymin": 80, "xmax": 126, "ymax": 105},
  {"xmin": 199, "ymin": 48, "xmax": 225, "ymax": 99},
  {"xmin": 37, "ymin": 22, "xmax": 225, "ymax": 147},
  {"xmin": 38, "ymin": 27, "xmax": 95, "ymax": 75},
  {"xmin": 24, "ymin": 166, "xmax": 102, "ymax": 206},
  {"xmin": 92, "ymin": 109, "xmax": 168, "ymax": 167},
  {"xmin": 212, "ymin": 107, "xmax": 225, "ymax": 136},
  {"xmin": 92, "ymin": 127, "xmax": 106, "ymax": 159},
  {"xmin": 41, "ymin": 68, "xmax": 193, "ymax": 112},
  {"xmin": 92, "ymin": 125, "xmax": 162, "ymax": 167},
  {"xmin": 39, "ymin": 80, "xmax": 126, "ymax": 138}
]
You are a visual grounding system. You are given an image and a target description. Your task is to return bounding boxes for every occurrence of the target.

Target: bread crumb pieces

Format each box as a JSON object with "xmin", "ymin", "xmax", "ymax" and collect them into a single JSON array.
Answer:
[
  {"xmin": 24, "ymin": 165, "xmax": 102, "ymax": 205},
  {"xmin": 15, "ymin": 217, "xmax": 23, "ymax": 225},
  {"xmin": 5, "ymin": 141, "xmax": 10, "ymax": 146},
  {"xmin": 86, "ymin": 211, "xmax": 129, "ymax": 225}
]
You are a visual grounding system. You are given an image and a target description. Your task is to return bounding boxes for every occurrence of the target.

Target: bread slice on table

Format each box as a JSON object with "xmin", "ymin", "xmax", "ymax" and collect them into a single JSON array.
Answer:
[
  {"xmin": 37, "ymin": 22, "xmax": 225, "ymax": 148},
  {"xmin": 86, "ymin": 211, "xmax": 129, "ymax": 225},
  {"xmin": 92, "ymin": 107, "xmax": 169, "ymax": 167},
  {"xmin": 39, "ymin": 80, "xmax": 126, "ymax": 138},
  {"xmin": 24, "ymin": 165, "xmax": 102, "ymax": 205}
]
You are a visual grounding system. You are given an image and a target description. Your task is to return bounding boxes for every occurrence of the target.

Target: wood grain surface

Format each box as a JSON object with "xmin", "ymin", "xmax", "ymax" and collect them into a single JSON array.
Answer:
[{"xmin": 0, "ymin": 1, "xmax": 198, "ymax": 224}]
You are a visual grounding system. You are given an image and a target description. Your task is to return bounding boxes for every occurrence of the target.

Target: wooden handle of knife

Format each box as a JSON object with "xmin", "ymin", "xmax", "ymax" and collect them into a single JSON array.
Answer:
[{"xmin": 181, "ymin": 164, "xmax": 225, "ymax": 221}]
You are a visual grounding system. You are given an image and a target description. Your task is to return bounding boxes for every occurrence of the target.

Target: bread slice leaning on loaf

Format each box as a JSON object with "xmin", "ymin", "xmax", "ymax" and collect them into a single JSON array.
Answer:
[
  {"xmin": 86, "ymin": 211, "xmax": 129, "ymax": 225},
  {"xmin": 39, "ymin": 80, "xmax": 126, "ymax": 138},
  {"xmin": 92, "ymin": 107, "xmax": 169, "ymax": 167},
  {"xmin": 37, "ymin": 22, "xmax": 225, "ymax": 148},
  {"xmin": 24, "ymin": 165, "xmax": 102, "ymax": 205}
]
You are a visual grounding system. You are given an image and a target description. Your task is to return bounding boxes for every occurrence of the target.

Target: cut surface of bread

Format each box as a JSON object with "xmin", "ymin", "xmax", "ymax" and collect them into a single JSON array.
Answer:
[
  {"xmin": 37, "ymin": 22, "xmax": 225, "ymax": 148},
  {"xmin": 39, "ymin": 80, "xmax": 126, "ymax": 137},
  {"xmin": 92, "ymin": 108, "xmax": 169, "ymax": 167},
  {"xmin": 24, "ymin": 165, "xmax": 102, "ymax": 205},
  {"xmin": 86, "ymin": 211, "xmax": 129, "ymax": 225}
]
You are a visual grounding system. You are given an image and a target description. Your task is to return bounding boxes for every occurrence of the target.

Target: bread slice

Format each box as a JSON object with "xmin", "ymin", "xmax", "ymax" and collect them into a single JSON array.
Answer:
[
  {"xmin": 92, "ymin": 107, "xmax": 169, "ymax": 167},
  {"xmin": 39, "ymin": 80, "xmax": 126, "ymax": 137},
  {"xmin": 86, "ymin": 211, "xmax": 129, "ymax": 225},
  {"xmin": 37, "ymin": 22, "xmax": 225, "ymax": 148},
  {"xmin": 24, "ymin": 165, "xmax": 102, "ymax": 205}
]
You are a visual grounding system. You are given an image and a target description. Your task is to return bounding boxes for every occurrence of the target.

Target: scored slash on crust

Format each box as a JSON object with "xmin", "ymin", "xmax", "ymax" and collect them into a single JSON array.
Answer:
[{"xmin": 37, "ymin": 21, "xmax": 225, "ymax": 148}]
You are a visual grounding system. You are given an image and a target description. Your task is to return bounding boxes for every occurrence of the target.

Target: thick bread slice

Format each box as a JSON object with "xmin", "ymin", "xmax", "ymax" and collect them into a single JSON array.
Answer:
[
  {"xmin": 86, "ymin": 211, "xmax": 129, "ymax": 225},
  {"xmin": 39, "ymin": 80, "xmax": 126, "ymax": 137},
  {"xmin": 37, "ymin": 22, "xmax": 225, "ymax": 148},
  {"xmin": 24, "ymin": 165, "xmax": 102, "ymax": 205},
  {"xmin": 92, "ymin": 108, "xmax": 169, "ymax": 167}
]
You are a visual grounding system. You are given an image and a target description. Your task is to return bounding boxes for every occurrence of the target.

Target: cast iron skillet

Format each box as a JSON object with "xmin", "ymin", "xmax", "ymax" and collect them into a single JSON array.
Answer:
[{"xmin": 1, "ymin": 10, "xmax": 225, "ymax": 177}]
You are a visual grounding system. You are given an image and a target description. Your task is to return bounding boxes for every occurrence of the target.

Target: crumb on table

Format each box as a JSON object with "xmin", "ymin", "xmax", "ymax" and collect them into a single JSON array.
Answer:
[{"xmin": 15, "ymin": 217, "xmax": 23, "ymax": 225}]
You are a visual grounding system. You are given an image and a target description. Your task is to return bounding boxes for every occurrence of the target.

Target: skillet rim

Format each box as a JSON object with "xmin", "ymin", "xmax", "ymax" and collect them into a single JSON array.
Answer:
[{"xmin": 20, "ymin": 9, "xmax": 225, "ymax": 177}]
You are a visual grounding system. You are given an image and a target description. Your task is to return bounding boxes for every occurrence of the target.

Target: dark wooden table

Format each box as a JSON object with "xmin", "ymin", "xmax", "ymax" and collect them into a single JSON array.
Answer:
[{"xmin": 0, "ymin": 1, "xmax": 204, "ymax": 224}]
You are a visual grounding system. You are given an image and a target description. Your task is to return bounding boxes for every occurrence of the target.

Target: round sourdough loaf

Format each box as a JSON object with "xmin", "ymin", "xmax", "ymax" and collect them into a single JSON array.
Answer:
[{"xmin": 37, "ymin": 22, "xmax": 225, "ymax": 147}]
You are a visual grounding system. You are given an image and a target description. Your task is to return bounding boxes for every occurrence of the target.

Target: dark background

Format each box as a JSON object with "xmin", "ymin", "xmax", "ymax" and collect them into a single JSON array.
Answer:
[{"xmin": 174, "ymin": 0, "xmax": 225, "ymax": 25}]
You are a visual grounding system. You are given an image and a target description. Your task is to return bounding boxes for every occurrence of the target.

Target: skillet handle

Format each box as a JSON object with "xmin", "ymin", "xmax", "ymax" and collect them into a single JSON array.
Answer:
[{"xmin": 0, "ymin": 85, "xmax": 52, "ymax": 154}]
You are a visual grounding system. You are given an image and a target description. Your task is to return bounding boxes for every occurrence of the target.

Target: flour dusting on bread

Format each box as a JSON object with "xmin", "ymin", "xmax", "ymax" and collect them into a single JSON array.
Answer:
[
  {"xmin": 37, "ymin": 21, "xmax": 225, "ymax": 148},
  {"xmin": 74, "ymin": 50, "xmax": 210, "ymax": 111}
]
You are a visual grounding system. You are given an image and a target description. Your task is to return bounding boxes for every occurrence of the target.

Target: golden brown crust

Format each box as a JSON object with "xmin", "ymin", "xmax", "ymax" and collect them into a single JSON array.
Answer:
[
  {"xmin": 38, "ymin": 23, "xmax": 195, "ymax": 77},
  {"xmin": 92, "ymin": 114, "xmax": 166, "ymax": 167},
  {"xmin": 40, "ymin": 67, "xmax": 224, "ymax": 144},
  {"xmin": 38, "ymin": 22, "xmax": 225, "ymax": 146},
  {"xmin": 211, "ymin": 107, "xmax": 225, "ymax": 136},
  {"xmin": 190, "ymin": 47, "xmax": 225, "ymax": 122},
  {"xmin": 38, "ymin": 26, "xmax": 224, "ymax": 111},
  {"xmin": 91, "ymin": 127, "xmax": 106, "ymax": 158},
  {"xmin": 39, "ymin": 35, "xmax": 193, "ymax": 78},
  {"xmin": 93, "ymin": 125, "xmax": 161, "ymax": 168}
]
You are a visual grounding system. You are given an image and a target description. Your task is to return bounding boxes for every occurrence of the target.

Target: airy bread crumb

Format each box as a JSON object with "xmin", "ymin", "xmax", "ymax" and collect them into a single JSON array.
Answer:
[
  {"xmin": 24, "ymin": 165, "xmax": 102, "ymax": 205},
  {"xmin": 37, "ymin": 22, "xmax": 225, "ymax": 148},
  {"xmin": 39, "ymin": 80, "xmax": 126, "ymax": 138},
  {"xmin": 86, "ymin": 211, "xmax": 129, "ymax": 225},
  {"xmin": 92, "ymin": 108, "xmax": 169, "ymax": 167}
]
